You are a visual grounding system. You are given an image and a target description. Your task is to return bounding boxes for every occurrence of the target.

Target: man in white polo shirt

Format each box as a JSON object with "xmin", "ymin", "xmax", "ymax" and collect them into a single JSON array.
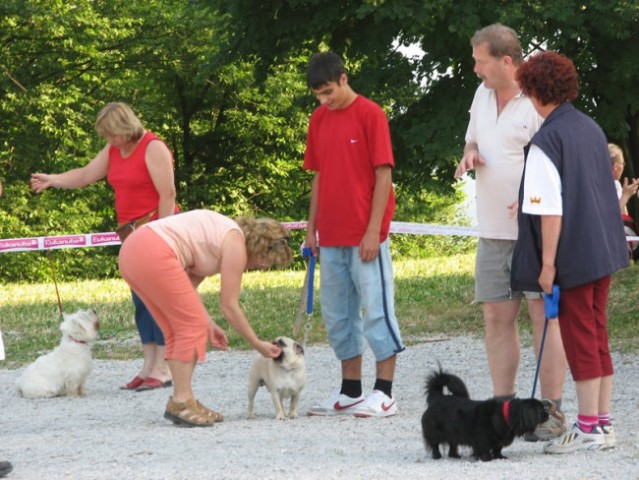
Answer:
[{"xmin": 454, "ymin": 23, "xmax": 567, "ymax": 441}]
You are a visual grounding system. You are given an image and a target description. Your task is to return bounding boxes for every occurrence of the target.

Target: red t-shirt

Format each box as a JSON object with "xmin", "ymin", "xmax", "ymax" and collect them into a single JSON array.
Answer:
[
  {"xmin": 107, "ymin": 131, "xmax": 176, "ymax": 223},
  {"xmin": 303, "ymin": 95, "xmax": 395, "ymax": 246}
]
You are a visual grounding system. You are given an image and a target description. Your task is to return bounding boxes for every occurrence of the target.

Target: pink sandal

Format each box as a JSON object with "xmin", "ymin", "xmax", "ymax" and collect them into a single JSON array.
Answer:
[
  {"xmin": 135, "ymin": 377, "xmax": 173, "ymax": 391},
  {"xmin": 120, "ymin": 376, "xmax": 144, "ymax": 390}
]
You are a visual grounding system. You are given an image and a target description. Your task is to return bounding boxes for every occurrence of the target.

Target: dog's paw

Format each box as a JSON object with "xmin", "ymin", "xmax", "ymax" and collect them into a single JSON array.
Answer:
[
  {"xmin": 289, "ymin": 410, "xmax": 299, "ymax": 419},
  {"xmin": 275, "ymin": 411, "xmax": 287, "ymax": 420}
]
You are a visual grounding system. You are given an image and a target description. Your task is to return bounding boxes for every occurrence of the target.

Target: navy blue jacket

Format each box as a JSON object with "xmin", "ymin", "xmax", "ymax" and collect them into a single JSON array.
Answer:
[{"xmin": 511, "ymin": 103, "xmax": 628, "ymax": 291}]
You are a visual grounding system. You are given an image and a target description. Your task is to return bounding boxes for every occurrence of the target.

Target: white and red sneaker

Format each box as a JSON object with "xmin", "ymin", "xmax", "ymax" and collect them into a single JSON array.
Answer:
[
  {"xmin": 307, "ymin": 392, "xmax": 365, "ymax": 416},
  {"xmin": 353, "ymin": 390, "xmax": 398, "ymax": 418}
]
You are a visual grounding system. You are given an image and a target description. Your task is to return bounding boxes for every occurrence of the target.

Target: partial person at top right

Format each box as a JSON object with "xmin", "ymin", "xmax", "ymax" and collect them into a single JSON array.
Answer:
[
  {"xmin": 609, "ymin": 143, "xmax": 639, "ymax": 260},
  {"xmin": 608, "ymin": 143, "xmax": 639, "ymax": 216}
]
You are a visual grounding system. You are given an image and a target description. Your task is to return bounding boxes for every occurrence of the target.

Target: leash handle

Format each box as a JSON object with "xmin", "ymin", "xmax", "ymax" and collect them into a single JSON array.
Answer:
[
  {"xmin": 302, "ymin": 247, "xmax": 316, "ymax": 315},
  {"xmin": 544, "ymin": 284, "xmax": 560, "ymax": 319}
]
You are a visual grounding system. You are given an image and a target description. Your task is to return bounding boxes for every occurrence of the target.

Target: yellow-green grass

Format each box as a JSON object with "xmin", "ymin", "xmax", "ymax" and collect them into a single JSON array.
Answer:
[{"xmin": 1, "ymin": 255, "xmax": 637, "ymax": 368}]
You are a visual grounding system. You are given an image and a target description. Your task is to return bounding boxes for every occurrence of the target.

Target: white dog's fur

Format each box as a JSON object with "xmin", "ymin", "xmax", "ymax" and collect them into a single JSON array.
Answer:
[
  {"xmin": 15, "ymin": 309, "xmax": 99, "ymax": 398},
  {"xmin": 247, "ymin": 336, "xmax": 307, "ymax": 420}
]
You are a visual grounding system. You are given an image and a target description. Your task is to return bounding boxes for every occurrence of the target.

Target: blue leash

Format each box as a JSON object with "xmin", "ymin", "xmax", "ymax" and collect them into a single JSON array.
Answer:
[
  {"xmin": 531, "ymin": 285, "xmax": 560, "ymax": 399},
  {"xmin": 301, "ymin": 247, "xmax": 316, "ymax": 348}
]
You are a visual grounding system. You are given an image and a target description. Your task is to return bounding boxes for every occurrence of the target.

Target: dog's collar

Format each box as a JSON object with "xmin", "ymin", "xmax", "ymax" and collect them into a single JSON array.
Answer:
[
  {"xmin": 68, "ymin": 336, "xmax": 88, "ymax": 345},
  {"xmin": 502, "ymin": 400, "xmax": 511, "ymax": 427}
]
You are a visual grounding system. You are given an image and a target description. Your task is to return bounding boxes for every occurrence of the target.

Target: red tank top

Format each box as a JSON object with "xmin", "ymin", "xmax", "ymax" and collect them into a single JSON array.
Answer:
[{"xmin": 107, "ymin": 131, "xmax": 175, "ymax": 223}]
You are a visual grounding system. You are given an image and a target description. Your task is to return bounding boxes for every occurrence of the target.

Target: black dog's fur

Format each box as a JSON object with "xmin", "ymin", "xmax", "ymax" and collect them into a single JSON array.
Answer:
[{"xmin": 421, "ymin": 369, "xmax": 549, "ymax": 461}]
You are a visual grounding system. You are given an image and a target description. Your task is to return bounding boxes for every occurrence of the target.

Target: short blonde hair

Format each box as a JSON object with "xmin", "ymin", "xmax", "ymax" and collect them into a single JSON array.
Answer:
[
  {"xmin": 95, "ymin": 102, "xmax": 145, "ymax": 142},
  {"xmin": 608, "ymin": 143, "xmax": 624, "ymax": 166},
  {"xmin": 235, "ymin": 216, "xmax": 293, "ymax": 268}
]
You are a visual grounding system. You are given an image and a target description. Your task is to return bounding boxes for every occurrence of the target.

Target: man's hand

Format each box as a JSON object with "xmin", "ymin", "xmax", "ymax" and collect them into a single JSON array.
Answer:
[
  {"xmin": 507, "ymin": 201, "xmax": 519, "ymax": 218},
  {"xmin": 454, "ymin": 147, "xmax": 485, "ymax": 178}
]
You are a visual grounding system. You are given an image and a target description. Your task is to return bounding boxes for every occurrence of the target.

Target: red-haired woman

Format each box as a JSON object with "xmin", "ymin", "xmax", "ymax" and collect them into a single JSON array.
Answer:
[{"xmin": 511, "ymin": 51, "xmax": 628, "ymax": 454}]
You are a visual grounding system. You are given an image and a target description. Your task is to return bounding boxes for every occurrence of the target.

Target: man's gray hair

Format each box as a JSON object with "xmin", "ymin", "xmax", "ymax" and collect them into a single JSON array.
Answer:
[{"xmin": 471, "ymin": 23, "xmax": 523, "ymax": 66}]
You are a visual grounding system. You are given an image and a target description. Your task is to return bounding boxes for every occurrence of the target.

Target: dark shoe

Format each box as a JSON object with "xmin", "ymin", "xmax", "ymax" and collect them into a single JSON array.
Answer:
[
  {"xmin": 135, "ymin": 377, "xmax": 172, "ymax": 391},
  {"xmin": 120, "ymin": 375, "xmax": 145, "ymax": 390},
  {"xmin": 0, "ymin": 461, "xmax": 13, "ymax": 478}
]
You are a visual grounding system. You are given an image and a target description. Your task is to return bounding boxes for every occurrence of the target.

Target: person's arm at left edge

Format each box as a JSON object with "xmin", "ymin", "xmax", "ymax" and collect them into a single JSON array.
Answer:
[
  {"xmin": 146, "ymin": 140, "xmax": 177, "ymax": 218},
  {"xmin": 359, "ymin": 165, "xmax": 393, "ymax": 262}
]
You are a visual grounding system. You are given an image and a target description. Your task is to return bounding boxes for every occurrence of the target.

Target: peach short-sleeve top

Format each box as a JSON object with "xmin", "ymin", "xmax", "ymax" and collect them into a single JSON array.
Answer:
[{"xmin": 146, "ymin": 209, "xmax": 243, "ymax": 278}]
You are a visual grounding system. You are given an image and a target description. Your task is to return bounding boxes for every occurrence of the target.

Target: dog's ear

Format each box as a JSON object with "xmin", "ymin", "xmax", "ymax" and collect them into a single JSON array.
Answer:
[{"xmin": 295, "ymin": 342, "xmax": 304, "ymax": 355}]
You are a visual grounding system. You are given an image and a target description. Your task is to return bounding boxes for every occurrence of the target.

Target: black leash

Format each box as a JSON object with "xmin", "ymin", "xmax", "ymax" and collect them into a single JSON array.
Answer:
[{"xmin": 46, "ymin": 250, "xmax": 64, "ymax": 320}]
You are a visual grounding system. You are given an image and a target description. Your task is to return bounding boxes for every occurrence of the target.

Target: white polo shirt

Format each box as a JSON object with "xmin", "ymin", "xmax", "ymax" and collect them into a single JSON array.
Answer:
[{"xmin": 465, "ymin": 83, "xmax": 543, "ymax": 239}]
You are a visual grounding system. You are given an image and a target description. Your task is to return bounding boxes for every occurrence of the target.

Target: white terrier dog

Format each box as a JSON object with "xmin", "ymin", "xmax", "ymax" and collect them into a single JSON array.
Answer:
[{"xmin": 15, "ymin": 309, "xmax": 100, "ymax": 398}]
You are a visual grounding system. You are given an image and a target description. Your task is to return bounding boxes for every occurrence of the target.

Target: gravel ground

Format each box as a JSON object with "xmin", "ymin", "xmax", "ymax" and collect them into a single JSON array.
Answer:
[{"xmin": 1, "ymin": 336, "xmax": 638, "ymax": 480}]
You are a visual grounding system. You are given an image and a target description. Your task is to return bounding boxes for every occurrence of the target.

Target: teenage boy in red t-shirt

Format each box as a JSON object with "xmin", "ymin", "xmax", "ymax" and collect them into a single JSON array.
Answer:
[{"xmin": 303, "ymin": 52, "xmax": 405, "ymax": 418}]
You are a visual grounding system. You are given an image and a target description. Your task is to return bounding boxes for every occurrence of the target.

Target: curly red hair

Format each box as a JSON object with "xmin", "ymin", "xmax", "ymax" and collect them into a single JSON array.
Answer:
[{"xmin": 516, "ymin": 51, "xmax": 580, "ymax": 106}]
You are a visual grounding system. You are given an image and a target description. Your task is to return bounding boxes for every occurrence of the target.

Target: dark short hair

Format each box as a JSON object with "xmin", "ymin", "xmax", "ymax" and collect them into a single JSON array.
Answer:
[
  {"xmin": 306, "ymin": 52, "xmax": 345, "ymax": 89},
  {"xmin": 516, "ymin": 51, "xmax": 580, "ymax": 106}
]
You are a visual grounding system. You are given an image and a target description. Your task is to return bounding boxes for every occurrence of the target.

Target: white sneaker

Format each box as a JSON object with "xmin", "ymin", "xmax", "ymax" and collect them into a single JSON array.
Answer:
[
  {"xmin": 352, "ymin": 390, "xmax": 398, "ymax": 418},
  {"xmin": 543, "ymin": 423, "xmax": 607, "ymax": 454},
  {"xmin": 307, "ymin": 392, "xmax": 365, "ymax": 416},
  {"xmin": 601, "ymin": 424, "xmax": 617, "ymax": 450}
]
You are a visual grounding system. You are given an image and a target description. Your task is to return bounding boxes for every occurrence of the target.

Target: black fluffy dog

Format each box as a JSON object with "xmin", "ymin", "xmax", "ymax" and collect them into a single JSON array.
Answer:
[{"xmin": 421, "ymin": 369, "xmax": 549, "ymax": 461}]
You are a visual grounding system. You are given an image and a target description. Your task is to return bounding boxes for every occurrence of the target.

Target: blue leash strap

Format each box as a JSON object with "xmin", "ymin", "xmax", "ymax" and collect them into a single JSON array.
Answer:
[
  {"xmin": 301, "ymin": 247, "xmax": 316, "ymax": 347},
  {"xmin": 531, "ymin": 285, "xmax": 560, "ymax": 399},
  {"xmin": 303, "ymin": 247, "xmax": 316, "ymax": 315}
]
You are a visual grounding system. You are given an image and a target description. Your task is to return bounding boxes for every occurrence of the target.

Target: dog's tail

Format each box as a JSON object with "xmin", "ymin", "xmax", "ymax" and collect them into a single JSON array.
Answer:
[{"xmin": 424, "ymin": 369, "xmax": 470, "ymax": 404}]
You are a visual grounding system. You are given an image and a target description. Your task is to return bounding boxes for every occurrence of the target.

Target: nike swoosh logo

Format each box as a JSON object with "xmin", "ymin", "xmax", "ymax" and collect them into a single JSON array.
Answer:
[
  {"xmin": 381, "ymin": 400, "xmax": 396, "ymax": 411},
  {"xmin": 333, "ymin": 399, "xmax": 364, "ymax": 411}
]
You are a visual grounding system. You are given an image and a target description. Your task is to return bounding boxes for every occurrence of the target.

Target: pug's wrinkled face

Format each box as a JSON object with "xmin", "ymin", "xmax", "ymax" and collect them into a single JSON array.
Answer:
[{"xmin": 272, "ymin": 337, "xmax": 304, "ymax": 363}]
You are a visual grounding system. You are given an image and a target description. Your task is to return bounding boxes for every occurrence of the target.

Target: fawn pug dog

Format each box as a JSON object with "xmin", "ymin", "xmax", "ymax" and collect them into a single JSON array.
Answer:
[
  {"xmin": 421, "ymin": 369, "xmax": 549, "ymax": 461},
  {"xmin": 15, "ymin": 309, "xmax": 99, "ymax": 399},
  {"xmin": 247, "ymin": 336, "xmax": 307, "ymax": 420}
]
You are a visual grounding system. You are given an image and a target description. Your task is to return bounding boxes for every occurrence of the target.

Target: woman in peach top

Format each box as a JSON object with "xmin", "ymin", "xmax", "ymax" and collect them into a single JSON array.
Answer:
[{"xmin": 118, "ymin": 209, "xmax": 293, "ymax": 426}]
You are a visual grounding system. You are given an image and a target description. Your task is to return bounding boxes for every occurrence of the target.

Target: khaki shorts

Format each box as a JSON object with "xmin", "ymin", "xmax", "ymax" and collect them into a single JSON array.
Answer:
[{"xmin": 474, "ymin": 238, "xmax": 543, "ymax": 303}]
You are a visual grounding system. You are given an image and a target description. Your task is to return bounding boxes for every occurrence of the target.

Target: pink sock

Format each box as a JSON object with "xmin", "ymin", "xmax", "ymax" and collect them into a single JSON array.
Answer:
[
  {"xmin": 598, "ymin": 412, "xmax": 611, "ymax": 426},
  {"xmin": 577, "ymin": 414, "xmax": 599, "ymax": 433}
]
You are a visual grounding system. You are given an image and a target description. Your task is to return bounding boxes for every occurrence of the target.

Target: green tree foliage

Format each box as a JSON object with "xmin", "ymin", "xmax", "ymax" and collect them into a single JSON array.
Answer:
[
  {"xmin": 2, "ymin": 0, "xmax": 637, "ymax": 281},
  {"xmin": 217, "ymin": 0, "xmax": 639, "ymax": 199},
  {"xmin": 0, "ymin": 0, "xmax": 312, "ymax": 280}
]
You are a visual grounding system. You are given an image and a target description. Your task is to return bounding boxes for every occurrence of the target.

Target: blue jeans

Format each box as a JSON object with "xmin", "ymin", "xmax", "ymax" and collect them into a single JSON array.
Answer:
[
  {"xmin": 319, "ymin": 238, "xmax": 404, "ymax": 361},
  {"xmin": 132, "ymin": 290, "xmax": 165, "ymax": 345}
]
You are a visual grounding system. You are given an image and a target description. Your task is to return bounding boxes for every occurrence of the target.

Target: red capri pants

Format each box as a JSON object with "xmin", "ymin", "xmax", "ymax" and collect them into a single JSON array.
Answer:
[
  {"xmin": 118, "ymin": 227, "xmax": 210, "ymax": 363},
  {"xmin": 558, "ymin": 276, "xmax": 614, "ymax": 381}
]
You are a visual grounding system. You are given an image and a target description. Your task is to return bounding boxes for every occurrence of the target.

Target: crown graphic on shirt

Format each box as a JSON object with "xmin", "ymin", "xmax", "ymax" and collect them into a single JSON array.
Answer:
[{"xmin": 529, "ymin": 196, "xmax": 542, "ymax": 204}]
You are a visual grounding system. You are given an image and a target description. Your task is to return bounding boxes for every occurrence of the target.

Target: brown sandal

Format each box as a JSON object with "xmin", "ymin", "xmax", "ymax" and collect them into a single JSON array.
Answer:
[
  {"xmin": 194, "ymin": 400, "xmax": 224, "ymax": 423},
  {"xmin": 164, "ymin": 397, "xmax": 224, "ymax": 427}
]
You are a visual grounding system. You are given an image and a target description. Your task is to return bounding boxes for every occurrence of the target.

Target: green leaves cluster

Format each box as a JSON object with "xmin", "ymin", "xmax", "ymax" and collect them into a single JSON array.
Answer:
[
  {"xmin": 0, "ymin": 0, "xmax": 313, "ymax": 280},
  {"xmin": 1, "ymin": 0, "xmax": 638, "ymax": 281}
]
